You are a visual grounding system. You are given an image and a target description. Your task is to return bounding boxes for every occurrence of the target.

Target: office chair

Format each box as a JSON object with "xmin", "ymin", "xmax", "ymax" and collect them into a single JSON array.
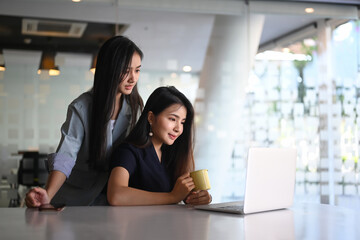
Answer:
[
  {"xmin": 0, "ymin": 174, "xmax": 20, "ymax": 207},
  {"xmin": 17, "ymin": 152, "xmax": 48, "ymax": 188}
]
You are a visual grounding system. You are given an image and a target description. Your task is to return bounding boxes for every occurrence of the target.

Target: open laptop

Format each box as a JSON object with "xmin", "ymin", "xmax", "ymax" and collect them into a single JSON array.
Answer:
[{"xmin": 194, "ymin": 147, "xmax": 297, "ymax": 214}]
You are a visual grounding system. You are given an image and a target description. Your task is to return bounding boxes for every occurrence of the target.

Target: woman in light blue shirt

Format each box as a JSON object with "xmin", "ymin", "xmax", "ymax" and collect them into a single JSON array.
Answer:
[{"xmin": 25, "ymin": 36, "xmax": 144, "ymax": 206}]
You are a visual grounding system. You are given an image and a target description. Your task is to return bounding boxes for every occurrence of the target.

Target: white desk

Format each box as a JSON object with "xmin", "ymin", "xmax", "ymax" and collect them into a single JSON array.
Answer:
[{"xmin": 0, "ymin": 203, "xmax": 359, "ymax": 240}]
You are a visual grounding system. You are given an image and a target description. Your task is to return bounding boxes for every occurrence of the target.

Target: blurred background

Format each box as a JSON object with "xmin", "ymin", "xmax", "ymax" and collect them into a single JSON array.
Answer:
[{"xmin": 0, "ymin": 0, "xmax": 359, "ymax": 209}]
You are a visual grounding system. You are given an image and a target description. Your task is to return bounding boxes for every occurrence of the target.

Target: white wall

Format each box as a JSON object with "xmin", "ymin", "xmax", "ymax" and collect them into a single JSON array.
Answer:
[{"xmin": 0, "ymin": 50, "xmax": 199, "ymax": 178}]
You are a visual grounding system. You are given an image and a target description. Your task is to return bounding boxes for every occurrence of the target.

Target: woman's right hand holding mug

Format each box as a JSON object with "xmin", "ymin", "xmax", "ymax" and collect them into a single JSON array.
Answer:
[{"xmin": 170, "ymin": 173, "xmax": 194, "ymax": 203}]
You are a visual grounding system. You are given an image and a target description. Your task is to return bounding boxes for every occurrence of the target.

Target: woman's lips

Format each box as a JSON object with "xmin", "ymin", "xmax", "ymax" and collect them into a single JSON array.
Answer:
[{"xmin": 169, "ymin": 134, "xmax": 177, "ymax": 140}]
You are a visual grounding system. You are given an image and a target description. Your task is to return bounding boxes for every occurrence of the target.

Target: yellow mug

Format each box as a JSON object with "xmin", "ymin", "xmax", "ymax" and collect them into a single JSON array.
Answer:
[{"xmin": 190, "ymin": 169, "xmax": 211, "ymax": 191}]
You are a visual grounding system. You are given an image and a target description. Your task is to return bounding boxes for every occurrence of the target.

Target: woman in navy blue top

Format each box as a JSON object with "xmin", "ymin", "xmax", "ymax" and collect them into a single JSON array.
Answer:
[
  {"xmin": 108, "ymin": 86, "xmax": 211, "ymax": 205},
  {"xmin": 111, "ymin": 143, "xmax": 173, "ymax": 193}
]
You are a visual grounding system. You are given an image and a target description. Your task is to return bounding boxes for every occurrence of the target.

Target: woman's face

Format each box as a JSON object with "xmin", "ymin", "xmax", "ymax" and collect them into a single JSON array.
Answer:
[
  {"xmin": 118, "ymin": 52, "xmax": 142, "ymax": 95},
  {"xmin": 149, "ymin": 104, "xmax": 187, "ymax": 147}
]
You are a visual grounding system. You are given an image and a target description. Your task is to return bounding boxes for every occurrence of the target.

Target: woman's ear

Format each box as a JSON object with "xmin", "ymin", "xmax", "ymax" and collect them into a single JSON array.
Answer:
[{"xmin": 147, "ymin": 111, "xmax": 154, "ymax": 124}]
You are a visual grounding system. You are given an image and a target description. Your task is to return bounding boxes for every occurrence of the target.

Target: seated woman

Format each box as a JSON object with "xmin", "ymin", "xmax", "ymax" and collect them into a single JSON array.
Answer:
[{"xmin": 108, "ymin": 86, "xmax": 211, "ymax": 206}]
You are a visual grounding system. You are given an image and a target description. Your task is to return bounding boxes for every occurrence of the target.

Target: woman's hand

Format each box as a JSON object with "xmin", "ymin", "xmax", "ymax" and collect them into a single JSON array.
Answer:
[
  {"xmin": 184, "ymin": 190, "xmax": 212, "ymax": 205},
  {"xmin": 25, "ymin": 187, "xmax": 50, "ymax": 208},
  {"xmin": 170, "ymin": 173, "xmax": 195, "ymax": 203}
]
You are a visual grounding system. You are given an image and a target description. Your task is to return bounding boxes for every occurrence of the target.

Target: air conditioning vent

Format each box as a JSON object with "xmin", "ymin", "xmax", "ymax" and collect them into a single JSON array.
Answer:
[
  {"xmin": 37, "ymin": 22, "xmax": 71, "ymax": 33},
  {"xmin": 22, "ymin": 18, "xmax": 87, "ymax": 38}
]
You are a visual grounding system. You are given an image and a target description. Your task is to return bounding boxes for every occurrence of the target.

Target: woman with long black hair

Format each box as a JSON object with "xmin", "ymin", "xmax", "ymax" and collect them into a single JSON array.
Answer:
[
  {"xmin": 25, "ymin": 36, "xmax": 144, "ymax": 206},
  {"xmin": 108, "ymin": 86, "xmax": 211, "ymax": 205}
]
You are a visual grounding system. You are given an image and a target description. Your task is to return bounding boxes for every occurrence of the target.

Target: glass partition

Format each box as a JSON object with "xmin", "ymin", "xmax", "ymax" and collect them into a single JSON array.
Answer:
[{"xmin": 224, "ymin": 20, "xmax": 360, "ymax": 207}]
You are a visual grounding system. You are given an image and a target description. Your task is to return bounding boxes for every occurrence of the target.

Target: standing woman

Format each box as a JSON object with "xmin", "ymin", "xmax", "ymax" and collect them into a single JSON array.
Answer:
[
  {"xmin": 25, "ymin": 36, "xmax": 144, "ymax": 206},
  {"xmin": 108, "ymin": 86, "xmax": 211, "ymax": 206}
]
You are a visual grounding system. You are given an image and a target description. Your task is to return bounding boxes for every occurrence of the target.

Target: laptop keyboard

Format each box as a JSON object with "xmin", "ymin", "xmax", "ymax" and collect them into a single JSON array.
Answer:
[{"xmin": 218, "ymin": 205, "xmax": 244, "ymax": 211}]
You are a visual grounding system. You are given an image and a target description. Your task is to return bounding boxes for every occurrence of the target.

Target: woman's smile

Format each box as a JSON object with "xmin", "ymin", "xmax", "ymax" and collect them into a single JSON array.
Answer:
[{"xmin": 168, "ymin": 133, "xmax": 177, "ymax": 140}]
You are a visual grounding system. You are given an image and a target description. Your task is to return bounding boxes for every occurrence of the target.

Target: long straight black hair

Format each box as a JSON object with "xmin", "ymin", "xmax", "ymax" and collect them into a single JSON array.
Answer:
[
  {"xmin": 125, "ymin": 86, "xmax": 195, "ymax": 181},
  {"xmin": 90, "ymin": 36, "xmax": 144, "ymax": 170}
]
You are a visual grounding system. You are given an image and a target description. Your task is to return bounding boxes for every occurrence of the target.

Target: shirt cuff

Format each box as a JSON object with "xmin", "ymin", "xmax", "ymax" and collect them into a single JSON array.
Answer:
[{"xmin": 47, "ymin": 153, "xmax": 76, "ymax": 178}]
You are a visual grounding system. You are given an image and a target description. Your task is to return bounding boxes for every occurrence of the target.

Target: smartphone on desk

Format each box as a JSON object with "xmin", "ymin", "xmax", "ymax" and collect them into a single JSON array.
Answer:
[{"xmin": 39, "ymin": 203, "xmax": 66, "ymax": 212}]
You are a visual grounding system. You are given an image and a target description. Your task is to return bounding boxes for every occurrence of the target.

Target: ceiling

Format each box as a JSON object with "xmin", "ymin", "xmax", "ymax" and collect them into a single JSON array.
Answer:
[
  {"xmin": 0, "ymin": 15, "xmax": 124, "ymax": 53},
  {"xmin": 0, "ymin": 0, "xmax": 359, "ymax": 72}
]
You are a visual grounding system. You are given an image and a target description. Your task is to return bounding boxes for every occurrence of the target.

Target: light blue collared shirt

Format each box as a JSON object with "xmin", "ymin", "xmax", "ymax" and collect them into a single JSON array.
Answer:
[{"xmin": 48, "ymin": 91, "xmax": 132, "ymax": 178}]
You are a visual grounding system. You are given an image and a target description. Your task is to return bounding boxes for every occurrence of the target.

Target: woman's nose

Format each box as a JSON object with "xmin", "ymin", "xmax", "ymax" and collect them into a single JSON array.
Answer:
[
  {"xmin": 128, "ymin": 71, "xmax": 135, "ymax": 82},
  {"xmin": 174, "ymin": 122, "xmax": 180, "ymax": 132}
]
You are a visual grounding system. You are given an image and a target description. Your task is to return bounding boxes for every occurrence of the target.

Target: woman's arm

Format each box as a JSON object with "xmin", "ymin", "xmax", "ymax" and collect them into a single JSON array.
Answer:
[
  {"xmin": 107, "ymin": 167, "xmax": 194, "ymax": 206},
  {"xmin": 45, "ymin": 170, "xmax": 67, "ymax": 200}
]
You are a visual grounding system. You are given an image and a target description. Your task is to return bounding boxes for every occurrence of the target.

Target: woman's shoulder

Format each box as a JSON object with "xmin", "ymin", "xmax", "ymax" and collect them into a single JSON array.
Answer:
[
  {"xmin": 116, "ymin": 142, "xmax": 141, "ymax": 154},
  {"xmin": 114, "ymin": 142, "xmax": 150, "ymax": 158},
  {"xmin": 118, "ymin": 142, "xmax": 135, "ymax": 149},
  {"xmin": 69, "ymin": 91, "xmax": 93, "ymax": 111},
  {"xmin": 111, "ymin": 143, "xmax": 143, "ymax": 164}
]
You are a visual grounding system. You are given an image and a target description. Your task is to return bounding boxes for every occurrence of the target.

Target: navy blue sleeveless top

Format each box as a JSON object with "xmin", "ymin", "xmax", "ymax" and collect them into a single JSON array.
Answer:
[{"xmin": 110, "ymin": 143, "xmax": 173, "ymax": 192}]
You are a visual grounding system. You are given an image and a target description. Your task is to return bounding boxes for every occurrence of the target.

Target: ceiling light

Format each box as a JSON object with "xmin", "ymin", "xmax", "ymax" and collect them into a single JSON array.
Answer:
[
  {"xmin": 48, "ymin": 69, "xmax": 60, "ymax": 76},
  {"xmin": 0, "ymin": 49, "xmax": 5, "ymax": 72},
  {"xmin": 305, "ymin": 8, "xmax": 314, "ymax": 13},
  {"xmin": 90, "ymin": 52, "xmax": 97, "ymax": 74},
  {"xmin": 282, "ymin": 48, "xmax": 290, "ymax": 53},
  {"xmin": 38, "ymin": 51, "xmax": 60, "ymax": 76},
  {"xmin": 255, "ymin": 51, "xmax": 312, "ymax": 61},
  {"xmin": 23, "ymin": 38, "xmax": 32, "ymax": 44},
  {"xmin": 72, "ymin": 0, "xmax": 82, "ymax": 2},
  {"xmin": 303, "ymin": 38, "xmax": 316, "ymax": 47},
  {"xmin": 182, "ymin": 65, "xmax": 192, "ymax": 72}
]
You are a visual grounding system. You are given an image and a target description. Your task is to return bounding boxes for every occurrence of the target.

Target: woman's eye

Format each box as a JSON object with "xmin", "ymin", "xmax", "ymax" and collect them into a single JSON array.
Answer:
[{"xmin": 169, "ymin": 118, "xmax": 175, "ymax": 121}]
